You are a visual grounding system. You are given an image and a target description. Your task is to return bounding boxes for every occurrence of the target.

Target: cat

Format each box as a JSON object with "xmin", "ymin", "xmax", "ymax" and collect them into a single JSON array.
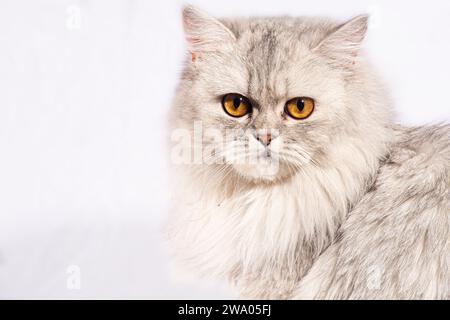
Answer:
[{"xmin": 167, "ymin": 5, "xmax": 450, "ymax": 299}]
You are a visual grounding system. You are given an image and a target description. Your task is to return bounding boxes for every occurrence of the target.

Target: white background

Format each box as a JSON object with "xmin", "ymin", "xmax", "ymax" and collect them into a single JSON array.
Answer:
[{"xmin": 0, "ymin": 0, "xmax": 449, "ymax": 299}]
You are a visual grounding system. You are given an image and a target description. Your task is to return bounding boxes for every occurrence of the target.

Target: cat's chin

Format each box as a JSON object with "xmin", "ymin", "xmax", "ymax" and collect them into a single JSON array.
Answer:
[{"xmin": 231, "ymin": 161, "xmax": 292, "ymax": 183}]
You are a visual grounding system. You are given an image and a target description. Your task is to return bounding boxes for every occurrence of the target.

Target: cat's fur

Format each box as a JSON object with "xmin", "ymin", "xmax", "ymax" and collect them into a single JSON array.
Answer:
[{"xmin": 168, "ymin": 6, "xmax": 450, "ymax": 299}]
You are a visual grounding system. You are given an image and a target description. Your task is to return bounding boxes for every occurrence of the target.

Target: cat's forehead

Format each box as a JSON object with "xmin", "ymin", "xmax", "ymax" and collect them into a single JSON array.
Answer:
[
  {"xmin": 219, "ymin": 17, "xmax": 336, "ymax": 106},
  {"xmin": 222, "ymin": 17, "xmax": 337, "ymax": 52},
  {"xmin": 241, "ymin": 25, "xmax": 293, "ymax": 104}
]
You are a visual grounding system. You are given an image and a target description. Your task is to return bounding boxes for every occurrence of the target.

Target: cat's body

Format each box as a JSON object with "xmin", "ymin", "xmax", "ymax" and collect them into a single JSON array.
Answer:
[
  {"xmin": 168, "ymin": 6, "xmax": 450, "ymax": 299},
  {"xmin": 295, "ymin": 125, "xmax": 450, "ymax": 299}
]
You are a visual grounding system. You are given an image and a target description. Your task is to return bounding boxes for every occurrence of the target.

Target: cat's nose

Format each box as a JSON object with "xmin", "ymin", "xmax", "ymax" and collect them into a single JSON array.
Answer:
[{"xmin": 254, "ymin": 132, "xmax": 274, "ymax": 146}]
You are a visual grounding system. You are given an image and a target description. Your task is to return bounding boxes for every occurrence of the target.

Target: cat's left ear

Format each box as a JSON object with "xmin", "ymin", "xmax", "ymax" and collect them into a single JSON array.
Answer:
[
  {"xmin": 182, "ymin": 5, "xmax": 236, "ymax": 62},
  {"xmin": 313, "ymin": 15, "xmax": 369, "ymax": 69}
]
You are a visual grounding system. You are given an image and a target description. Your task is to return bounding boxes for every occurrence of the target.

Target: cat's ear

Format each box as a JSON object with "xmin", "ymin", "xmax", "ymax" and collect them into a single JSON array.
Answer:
[
  {"xmin": 314, "ymin": 15, "xmax": 369, "ymax": 69},
  {"xmin": 182, "ymin": 5, "xmax": 236, "ymax": 61}
]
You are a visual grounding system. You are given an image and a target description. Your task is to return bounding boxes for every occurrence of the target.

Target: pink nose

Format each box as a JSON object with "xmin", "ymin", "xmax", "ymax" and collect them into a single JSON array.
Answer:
[{"xmin": 255, "ymin": 133, "xmax": 273, "ymax": 146}]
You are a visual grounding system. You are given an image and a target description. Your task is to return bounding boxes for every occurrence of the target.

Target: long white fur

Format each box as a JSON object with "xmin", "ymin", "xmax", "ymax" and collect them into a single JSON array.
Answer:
[{"xmin": 167, "ymin": 6, "xmax": 450, "ymax": 299}]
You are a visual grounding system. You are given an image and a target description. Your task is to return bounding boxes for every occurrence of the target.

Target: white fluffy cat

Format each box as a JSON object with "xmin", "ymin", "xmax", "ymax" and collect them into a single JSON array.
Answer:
[{"xmin": 168, "ymin": 6, "xmax": 450, "ymax": 299}]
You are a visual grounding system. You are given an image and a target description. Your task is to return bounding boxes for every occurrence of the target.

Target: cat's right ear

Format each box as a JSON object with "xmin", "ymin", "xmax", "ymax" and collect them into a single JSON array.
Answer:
[{"xmin": 182, "ymin": 5, "xmax": 236, "ymax": 61}]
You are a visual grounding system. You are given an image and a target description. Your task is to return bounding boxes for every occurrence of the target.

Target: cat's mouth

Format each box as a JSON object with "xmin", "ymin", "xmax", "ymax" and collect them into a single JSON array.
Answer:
[
  {"xmin": 264, "ymin": 149, "xmax": 272, "ymax": 158},
  {"xmin": 219, "ymin": 136, "xmax": 299, "ymax": 182},
  {"xmin": 228, "ymin": 151, "xmax": 287, "ymax": 182}
]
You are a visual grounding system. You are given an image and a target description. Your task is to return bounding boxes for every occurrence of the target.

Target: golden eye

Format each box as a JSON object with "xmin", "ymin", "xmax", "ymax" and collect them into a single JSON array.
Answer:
[
  {"xmin": 285, "ymin": 97, "xmax": 315, "ymax": 120},
  {"xmin": 222, "ymin": 93, "xmax": 252, "ymax": 118}
]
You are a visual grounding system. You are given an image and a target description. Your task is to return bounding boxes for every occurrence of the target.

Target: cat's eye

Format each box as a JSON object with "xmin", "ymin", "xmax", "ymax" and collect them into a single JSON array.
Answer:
[
  {"xmin": 222, "ymin": 93, "xmax": 252, "ymax": 118},
  {"xmin": 285, "ymin": 97, "xmax": 315, "ymax": 120}
]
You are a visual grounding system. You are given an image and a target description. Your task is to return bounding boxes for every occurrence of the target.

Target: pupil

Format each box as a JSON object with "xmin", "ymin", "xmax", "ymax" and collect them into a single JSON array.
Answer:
[
  {"xmin": 233, "ymin": 97, "xmax": 241, "ymax": 109},
  {"xmin": 296, "ymin": 99, "xmax": 305, "ymax": 111}
]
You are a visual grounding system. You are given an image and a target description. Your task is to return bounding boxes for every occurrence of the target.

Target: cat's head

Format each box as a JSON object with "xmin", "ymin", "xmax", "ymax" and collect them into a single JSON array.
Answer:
[{"xmin": 171, "ymin": 6, "xmax": 391, "ymax": 183}]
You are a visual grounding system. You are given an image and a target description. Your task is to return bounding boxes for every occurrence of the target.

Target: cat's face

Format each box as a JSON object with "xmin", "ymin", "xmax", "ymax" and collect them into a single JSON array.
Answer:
[{"xmin": 173, "ymin": 6, "xmax": 383, "ymax": 183}]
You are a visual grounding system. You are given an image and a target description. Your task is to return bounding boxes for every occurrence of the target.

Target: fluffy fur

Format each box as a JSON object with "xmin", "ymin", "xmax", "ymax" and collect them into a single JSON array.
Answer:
[{"xmin": 167, "ymin": 6, "xmax": 450, "ymax": 299}]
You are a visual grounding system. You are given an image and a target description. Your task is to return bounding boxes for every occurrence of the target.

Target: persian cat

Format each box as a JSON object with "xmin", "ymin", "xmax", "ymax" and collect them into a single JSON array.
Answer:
[{"xmin": 168, "ymin": 6, "xmax": 450, "ymax": 299}]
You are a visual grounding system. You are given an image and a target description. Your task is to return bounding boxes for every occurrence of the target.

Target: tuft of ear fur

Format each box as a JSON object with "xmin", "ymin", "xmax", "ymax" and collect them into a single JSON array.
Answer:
[
  {"xmin": 314, "ymin": 15, "xmax": 369, "ymax": 69},
  {"xmin": 182, "ymin": 5, "xmax": 236, "ymax": 58}
]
